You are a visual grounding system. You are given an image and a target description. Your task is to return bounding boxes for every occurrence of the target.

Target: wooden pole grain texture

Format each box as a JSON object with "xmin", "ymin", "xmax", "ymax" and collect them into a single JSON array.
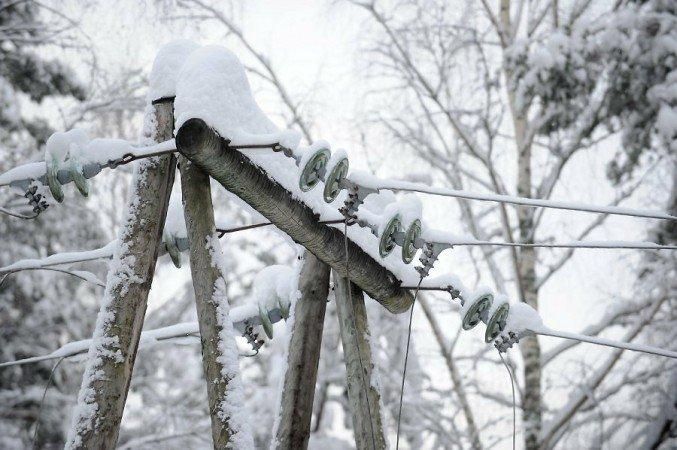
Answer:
[
  {"xmin": 65, "ymin": 100, "xmax": 176, "ymax": 449},
  {"xmin": 272, "ymin": 251, "xmax": 330, "ymax": 450},
  {"xmin": 333, "ymin": 269, "xmax": 387, "ymax": 450},
  {"xmin": 175, "ymin": 118, "xmax": 414, "ymax": 314},
  {"xmin": 180, "ymin": 154, "xmax": 244, "ymax": 448}
]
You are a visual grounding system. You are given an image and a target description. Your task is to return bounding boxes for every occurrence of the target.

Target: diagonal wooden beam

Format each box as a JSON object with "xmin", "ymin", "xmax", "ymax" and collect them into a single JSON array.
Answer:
[
  {"xmin": 333, "ymin": 270, "xmax": 388, "ymax": 450},
  {"xmin": 175, "ymin": 118, "xmax": 414, "ymax": 314},
  {"xmin": 66, "ymin": 99, "xmax": 176, "ymax": 449}
]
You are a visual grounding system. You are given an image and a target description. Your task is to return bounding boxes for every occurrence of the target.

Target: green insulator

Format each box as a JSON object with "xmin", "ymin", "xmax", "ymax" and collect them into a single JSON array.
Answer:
[
  {"xmin": 163, "ymin": 232, "xmax": 182, "ymax": 268},
  {"xmin": 69, "ymin": 158, "xmax": 89, "ymax": 197},
  {"xmin": 462, "ymin": 293, "xmax": 493, "ymax": 330},
  {"xmin": 379, "ymin": 214, "xmax": 401, "ymax": 258},
  {"xmin": 259, "ymin": 304, "xmax": 274, "ymax": 339},
  {"xmin": 485, "ymin": 302, "xmax": 510, "ymax": 343},
  {"xmin": 299, "ymin": 147, "xmax": 330, "ymax": 192},
  {"xmin": 402, "ymin": 219, "xmax": 421, "ymax": 264},
  {"xmin": 46, "ymin": 158, "xmax": 64, "ymax": 203},
  {"xmin": 323, "ymin": 157, "xmax": 349, "ymax": 203},
  {"xmin": 278, "ymin": 298, "xmax": 290, "ymax": 319}
]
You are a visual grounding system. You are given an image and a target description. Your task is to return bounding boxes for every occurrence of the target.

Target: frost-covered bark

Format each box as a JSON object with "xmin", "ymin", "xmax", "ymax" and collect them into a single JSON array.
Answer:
[
  {"xmin": 65, "ymin": 102, "xmax": 176, "ymax": 449},
  {"xmin": 180, "ymin": 155, "xmax": 254, "ymax": 448}
]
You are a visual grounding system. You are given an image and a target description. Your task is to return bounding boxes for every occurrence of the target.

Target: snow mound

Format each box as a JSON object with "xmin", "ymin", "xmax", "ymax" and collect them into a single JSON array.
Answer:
[
  {"xmin": 253, "ymin": 265, "xmax": 301, "ymax": 313},
  {"xmin": 148, "ymin": 39, "xmax": 200, "ymax": 102},
  {"xmin": 175, "ymin": 45, "xmax": 286, "ymax": 145}
]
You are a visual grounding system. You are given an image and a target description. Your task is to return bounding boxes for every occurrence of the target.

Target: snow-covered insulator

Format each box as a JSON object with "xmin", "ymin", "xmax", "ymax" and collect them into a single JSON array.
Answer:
[
  {"xmin": 46, "ymin": 157, "xmax": 64, "ymax": 203},
  {"xmin": 258, "ymin": 304, "xmax": 274, "ymax": 339},
  {"xmin": 278, "ymin": 297, "xmax": 291, "ymax": 320},
  {"xmin": 402, "ymin": 218, "xmax": 422, "ymax": 264},
  {"xmin": 485, "ymin": 301, "xmax": 510, "ymax": 343},
  {"xmin": 379, "ymin": 214, "xmax": 402, "ymax": 258},
  {"xmin": 323, "ymin": 154, "xmax": 349, "ymax": 203},
  {"xmin": 68, "ymin": 157, "xmax": 89, "ymax": 197},
  {"xmin": 299, "ymin": 147, "xmax": 331, "ymax": 192},
  {"xmin": 163, "ymin": 231, "xmax": 182, "ymax": 268},
  {"xmin": 461, "ymin": 292, "xmax": 493, "ymax": 330}
]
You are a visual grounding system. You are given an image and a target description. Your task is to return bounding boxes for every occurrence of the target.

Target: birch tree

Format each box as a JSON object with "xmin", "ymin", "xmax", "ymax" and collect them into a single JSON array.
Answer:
[{"xmin": 348, "ymin": 0, "xmax": 676, "ymax": 448}]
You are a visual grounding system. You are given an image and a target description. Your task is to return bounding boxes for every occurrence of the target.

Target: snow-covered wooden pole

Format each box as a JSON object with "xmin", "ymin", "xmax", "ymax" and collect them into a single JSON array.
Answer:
[
  {"xmin": 175, "ymin": 118, "xmax": 414, "ymax": 314},
  {"xmin": 332, "ymin": 269, "xmax": 387, "ymax": 450},
  {"xmin": 272, "ymin": 251, "xmax": 330, "ymax": 449},
  {"xmin": 65, "ymin": 99, "xmax": 176, "ymax": 449},
  {"xmin": 179, "ymin": 155, "xmax": 254, "ymax": 448}
]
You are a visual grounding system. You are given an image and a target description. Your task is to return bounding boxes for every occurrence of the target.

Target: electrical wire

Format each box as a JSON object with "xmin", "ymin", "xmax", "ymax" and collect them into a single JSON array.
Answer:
[
  {"xmin": 0, "ymin": 205, "xmax": 38, "ymax": 220},
  {"xmin": 447, "ymin": 240, "xmax": 677, "ymax": 250},
  {"xmin": 395, "ymin": 277, "xmax": 423, "ymax": 450},
  {"xmin": 533, "ymin": 327, "xmax": 677, "ymax": 359},
  {"xmin": 498, "ymin": 352, "xmax": 516, "ymax": 450},
  {"xmin": 370, "ymin": 180, "xmax": 676, "ymax": 220},
  {"xmin": 32, "ymin": 357, "xmax": 64, "ymax": 450}
]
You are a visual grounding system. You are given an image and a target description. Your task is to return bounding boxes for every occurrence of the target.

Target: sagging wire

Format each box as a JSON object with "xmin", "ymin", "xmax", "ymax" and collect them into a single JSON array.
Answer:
[
  {"xmin": 395, "ymin": 277, "xmax": 423, "ymax": 450},
  {"xmin": 0, "ymin": 205, "xmax": 38, "ymax": 220},
  {"xmin": 32, "ymin": 356, "xmax": 64, "ymax": 450},
  {"xmin": 498, "ymin": 351, "xmax": 517, "ymax": 450}
]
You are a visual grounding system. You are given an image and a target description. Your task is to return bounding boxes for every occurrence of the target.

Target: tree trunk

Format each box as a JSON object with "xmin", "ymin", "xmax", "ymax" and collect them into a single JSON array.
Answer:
[
  {"xmin": 272, "ymin": 251, "xmax": 330, "ymax": 450},
  {"xmin": 180, "ymin": 155, "xmax": 248, "ymax": 447},
  {"xmin": 332, "ymin": 269, "xmax": 387, "ymax": 450},
  {"xmin": 65, "ymin": 100, "xmax": 176, "ymax": 449}
]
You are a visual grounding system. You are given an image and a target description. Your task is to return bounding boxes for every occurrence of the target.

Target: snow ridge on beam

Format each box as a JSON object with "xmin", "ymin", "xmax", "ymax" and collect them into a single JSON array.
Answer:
[{"xmin": 175, "ymin": 118, "xmax": 414, "ymax": 314}]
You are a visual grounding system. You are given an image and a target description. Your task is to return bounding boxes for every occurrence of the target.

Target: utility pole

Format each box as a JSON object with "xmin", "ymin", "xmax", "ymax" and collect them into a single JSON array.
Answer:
[
  {"xmin": 333, "ymin": 270, "xmax": 387, "ymax": 450},
  {"xmin": 180, "ymin": 154, "xmax": 253, "ymax": 447},
  {"xmin": 65, "ymin": 98, "xmax": 176, "ymax": 449},
  {"xmin": 272, "ymin": 251, "xmax": 331, "ymax": 449}
]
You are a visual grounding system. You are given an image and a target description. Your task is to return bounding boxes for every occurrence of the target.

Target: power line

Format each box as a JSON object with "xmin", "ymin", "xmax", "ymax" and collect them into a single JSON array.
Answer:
[
  {"xmin": 357, "ymin": 179, "xmax": 676, "ymax": 221},
  {"xmin": 533, "ymin": 326, "xmax": 677, "ymax": 359},
  {"xmin": 446, "ymin": 240, "xmax": 677, "ymax": 250}
]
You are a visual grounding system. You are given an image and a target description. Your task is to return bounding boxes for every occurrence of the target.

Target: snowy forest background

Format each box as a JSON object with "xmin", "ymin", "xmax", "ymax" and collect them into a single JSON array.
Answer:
[{"xmin": 1, "ymin": 0, "xmax": 675, "ymax": 449}]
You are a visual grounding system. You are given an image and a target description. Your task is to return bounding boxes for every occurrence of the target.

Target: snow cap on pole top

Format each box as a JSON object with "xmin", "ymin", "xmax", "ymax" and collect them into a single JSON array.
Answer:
[
  {"xmin": 148, "ymin": 39, "xmax": 200, "ymax": 102},
  {"xmin": 174, "ymin": 44, "xmax": 300, "ymax": 149}
]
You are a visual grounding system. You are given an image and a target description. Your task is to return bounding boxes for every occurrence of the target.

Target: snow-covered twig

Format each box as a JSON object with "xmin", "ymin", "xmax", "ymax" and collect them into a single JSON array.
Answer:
[{"xmin": 0, "ymin": 241, "xmax": 116, "ymax": 274}]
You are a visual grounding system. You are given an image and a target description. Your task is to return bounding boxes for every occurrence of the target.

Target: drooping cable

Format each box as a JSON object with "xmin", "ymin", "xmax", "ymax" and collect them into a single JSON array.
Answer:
[
  {"xmin": 499, "ymin": 351, "xmax": 516, "ymax": 450},
  {"xmin": 395, "ymin": 277, "xmax": 423, "ymax": 450}
]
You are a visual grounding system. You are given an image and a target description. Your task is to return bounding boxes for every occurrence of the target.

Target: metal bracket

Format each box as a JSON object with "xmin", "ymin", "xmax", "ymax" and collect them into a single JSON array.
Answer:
[
  {"xmin": 338, "ymin": 180, "xmax": 378, "ymax": 224},
  {"xmin": 416, "ymin": 241, "xmax": 453, "ymax": 278}
]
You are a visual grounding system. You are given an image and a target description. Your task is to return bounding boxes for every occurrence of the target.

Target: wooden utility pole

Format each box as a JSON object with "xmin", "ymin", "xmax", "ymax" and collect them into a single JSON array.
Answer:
[
  {"xmin": 272, "ymin": 251, "xmax": 330, "ymax": 449},
  {"xmin": 180, "ymin": 154, "xmax": 252, "ymax": 447},
  {"xmin": 333, "ymin": 270, "xmax": 387, "ymax": 450},
  {"xmin": 65, "ymin": 99, "xmax": 175, "ymax": 449},
  {"xmin": 175, "ymin": 118, "xmax": 414, "ymax": 314}
]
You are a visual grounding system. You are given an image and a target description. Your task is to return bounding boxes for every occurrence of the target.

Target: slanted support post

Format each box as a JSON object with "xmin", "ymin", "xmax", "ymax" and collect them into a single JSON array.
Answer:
[
  {"xmin": 180, "ymin": 154, "xmax": 252, "ymax": 447},
  {"xmin": 272, "ymin": 251, "xmax": 330, "ymax": 449},
  {"xmin": 332, "ymin": 269, "xmax": 387, "ymax": 450},
  {"xmin": 66, "ymin": 99, "xmax": 176, "ymax": 449}
]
